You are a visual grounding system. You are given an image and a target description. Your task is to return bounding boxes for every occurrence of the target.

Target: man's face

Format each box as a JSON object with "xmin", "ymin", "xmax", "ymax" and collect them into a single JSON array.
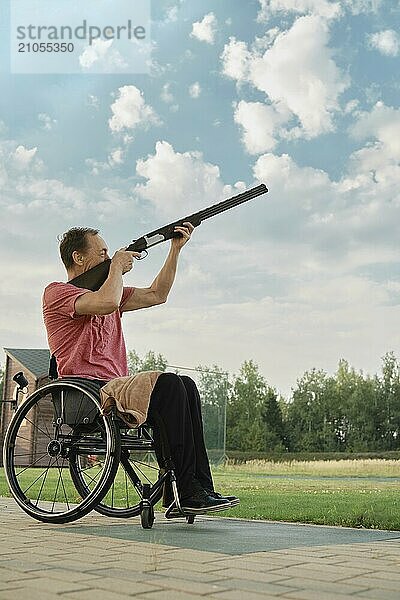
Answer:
[{"xmin": 80, "ymin": 234, "xmax": 110, "ymax": 271}]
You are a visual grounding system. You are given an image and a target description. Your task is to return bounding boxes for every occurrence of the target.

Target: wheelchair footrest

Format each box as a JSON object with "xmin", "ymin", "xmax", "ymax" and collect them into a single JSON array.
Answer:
[{"xmin": 164, "ymin": 501, "xmax": 231, "ymax": 519}]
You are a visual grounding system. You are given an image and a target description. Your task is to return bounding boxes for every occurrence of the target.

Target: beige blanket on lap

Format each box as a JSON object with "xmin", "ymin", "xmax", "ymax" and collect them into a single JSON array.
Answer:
[{"xmin": 100, "ymin": 371, "xmax": 162, "ymax": 427}]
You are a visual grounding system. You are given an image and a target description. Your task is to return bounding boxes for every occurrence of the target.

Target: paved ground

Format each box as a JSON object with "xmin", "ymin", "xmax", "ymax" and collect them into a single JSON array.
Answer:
[{"xmin": 1, "ymin": 498, "xmax": 400, "ymax": 600}]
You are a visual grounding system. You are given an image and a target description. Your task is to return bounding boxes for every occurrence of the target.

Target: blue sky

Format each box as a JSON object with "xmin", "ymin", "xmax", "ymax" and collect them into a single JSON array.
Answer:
[{"xmin": 1, "ymin": 0, "xmax": 399, "ymax": 396}]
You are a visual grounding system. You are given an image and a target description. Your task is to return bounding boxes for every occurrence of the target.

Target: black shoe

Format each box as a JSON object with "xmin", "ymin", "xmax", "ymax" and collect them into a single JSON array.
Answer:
[
  {"xmin": 207, "ymin": 490, "xmax": 240, "ymax": 506},
  {"xmin": 180, "ymin": 479, "xmax": 231, "ymax": 515}
]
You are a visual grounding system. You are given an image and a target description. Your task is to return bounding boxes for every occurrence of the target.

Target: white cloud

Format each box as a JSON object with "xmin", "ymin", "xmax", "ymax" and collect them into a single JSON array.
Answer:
[
  {"xmin": 13, "ymin": 178, "xmax": 86, "ymax": 212},
  {"xmin": 189, "ymin": 82, "xmax": 201, "ymax": 98},
  {"xmin": 108, "ymin": 148, "xmax": 124, "ymax": 166},
  {"xmin": 161, "ymin": 83, "xmax": 174, "ymax": 104},
  {"xmin": 86, "ymin": 148, "xmax": 126, "ymax": 173},
  {"xmin": 368, "ymin": 30, "xmax": 400, "ymax": 57},
  {"xmin": 191, "ymin": 12, "xmax": 217, "ymax": 44},
  {"xmin": 165, "ymin": 5, "xmax": 179, "ymax": 23},
  {"xmin": 252, "ymin": 136, "xmax": 400, "ymax": 269},
  {"xmin": 221, "ymin": 37, "xmax": 251, "ymax": 82},
  {"xmin": 0, "ymin": 136, "xmax": 138, "ymax": 241},
  {"xmin": 79, "ymin": 38, "xmax": 112, "ymax": 68},
  {"xmin": 79, "ymin": 39, "xmax": 128, "ymax": 72},
  {"xmin": 108, "ymin": 85, "xmax": 160, "ymax": 133},
  {"xmin": 348, "ymin": 102, "xmax": 400, "ymax": 173},
  {"xmin": 250, "ymin": 16, "xmax": 349, "ymax": 136},
  {"xmin": 135, "ymin": 140, "xmax": 243, "ymax": 218},
  {"xmin": 342, "ymin": 0, "xmax": 383, "ymax": 15},
  {"xmin": 87, "ymin": 94, "xmax": 99, "ymax": 109},
  {"xmin": 344, "ymin": 99, "xmax": 359, "ymax": 114},
  {"xmin": 122, "ymin": 268, "xmax": 400, "ymax": 398},
  {"xmin": 85, "ymin": 157, "xmax": 110, "ymax": 176},
  {"xmin": 257, "ymin": 0, "xmax": 341, "ymax": 20},
  {"xmin": 221, "ymin": 16, "xmax": 349, "ymax": 138},
  {"xmin": 94, "ymin": 187, "xmax": 136, "ymax": 221},
  {"xmin": 234, "ymin": 100, "xmax": 290, "ymax": 153},
  {"xmin": 12, "ymin": 145, "xmax": 38, "ymax": 169},
  {"xmin": 253, "ymin": 28, "xmax": 281, "ymax": 51},
  {"xmin": 253, "ymin": 152, "xmax": 332, "ymax": 221},
  {"xmin": 38, "ymin": 113, "xmax": 57, "ymax": 131}
]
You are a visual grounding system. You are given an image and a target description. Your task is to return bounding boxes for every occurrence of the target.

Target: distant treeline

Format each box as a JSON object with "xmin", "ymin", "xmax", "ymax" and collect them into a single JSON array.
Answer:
[{"xmin": 127, "ymin": 349, "xmax": 400, "ymax": 454}]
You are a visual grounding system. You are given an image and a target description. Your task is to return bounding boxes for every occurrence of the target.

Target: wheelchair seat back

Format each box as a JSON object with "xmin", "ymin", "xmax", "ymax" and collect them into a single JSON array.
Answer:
[{"xmin": 50, "ymin": 378, "xmax": 103, "ymax": 430}]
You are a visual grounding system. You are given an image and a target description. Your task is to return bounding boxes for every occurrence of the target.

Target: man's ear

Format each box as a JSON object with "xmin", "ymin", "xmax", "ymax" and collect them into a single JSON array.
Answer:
[{"xmin": 71, "ymin": 250, "xmax": 84, "ymax": 266}]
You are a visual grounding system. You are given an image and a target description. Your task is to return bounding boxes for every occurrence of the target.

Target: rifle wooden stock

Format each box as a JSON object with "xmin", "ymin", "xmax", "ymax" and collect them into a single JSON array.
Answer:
[{"xmin": 69, "ymin": 183, "xmax": 268, "ymax": 291}]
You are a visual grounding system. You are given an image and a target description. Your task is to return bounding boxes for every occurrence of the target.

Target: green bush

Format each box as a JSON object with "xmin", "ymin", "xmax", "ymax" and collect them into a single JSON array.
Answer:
[{"xmin": 226, "ymin": 450, "xmax": 400, "ymax": 463}]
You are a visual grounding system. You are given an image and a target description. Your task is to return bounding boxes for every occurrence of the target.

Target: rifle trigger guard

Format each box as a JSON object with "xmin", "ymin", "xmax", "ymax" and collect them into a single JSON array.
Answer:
[{"xmin": 135, "ymin": 250, "xmax": 148, "ymax": 261}]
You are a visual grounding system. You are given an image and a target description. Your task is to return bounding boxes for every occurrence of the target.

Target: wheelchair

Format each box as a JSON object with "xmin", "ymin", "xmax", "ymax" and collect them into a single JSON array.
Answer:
[{"xmin": 3, "ymin": 374, "xmax": 196, "ymax": 529}]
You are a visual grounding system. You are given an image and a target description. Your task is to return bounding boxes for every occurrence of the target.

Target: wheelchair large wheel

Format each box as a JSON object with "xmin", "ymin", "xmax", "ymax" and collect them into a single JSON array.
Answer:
[
  {"xmin": 70, "ymin": 425, "xmax": 164, "ymax": 518},
  {"xmin": 3, "ymin": 380, "xmax": 121, "ymax": 524}
]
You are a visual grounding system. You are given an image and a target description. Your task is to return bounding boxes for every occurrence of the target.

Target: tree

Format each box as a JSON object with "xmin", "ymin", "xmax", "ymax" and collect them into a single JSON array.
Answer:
[
  {"xmin": 344, "ymin": 375, "xmax": 383, "ymax": 451},
  {"xmin": 261, "ymin": 388, "xmax": 287, "ymax": 452},
  {"xmin": 286, "ymin": 368, "xmax": 340, "ymax": 452},
  {"xmin": 377, "ymin": 352, "xmax": 400, "ymax": 450},
  {"xmin": 196, "ymin": 365, "xmax": 229, "ymax": 452},
  {"xmin": 127, "ymin": 350, "xmax": 167, "ymax": 374},
  {"xmin": 226, "ymin": 360, "xmax": 283, "ymax": 452}
]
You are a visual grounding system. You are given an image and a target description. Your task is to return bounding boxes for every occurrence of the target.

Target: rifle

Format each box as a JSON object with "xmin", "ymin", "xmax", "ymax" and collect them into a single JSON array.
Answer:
[{"xmin": 69, "ymin": 183, "xmax": 268, "ymax": 291}]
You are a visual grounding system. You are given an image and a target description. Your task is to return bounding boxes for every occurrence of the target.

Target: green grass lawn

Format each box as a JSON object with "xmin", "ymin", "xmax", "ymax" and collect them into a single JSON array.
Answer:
[
  {"xmin": 211, "ymin": 459, "xmax": 400, "ymax": 530},
  {"xmin": 2, "ymin": 459, "xmax": 400, "ymax": 530}
]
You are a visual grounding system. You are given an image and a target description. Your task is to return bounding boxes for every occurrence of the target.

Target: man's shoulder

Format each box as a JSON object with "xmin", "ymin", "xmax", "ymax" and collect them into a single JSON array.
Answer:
[
  {"xmin": 44, "ymin": 281, "xmax": 86, "ymax": 293},
  {"xmin": 43, "ymin": 281, "xmax": 88, "ymax": 308},
  {"xmin": 44, "ymin": 281, "xmax": 65, "ymax": 291},
  {"xmin": 44, "ymin": 281, "xmax": 72, "ymax": 297}
]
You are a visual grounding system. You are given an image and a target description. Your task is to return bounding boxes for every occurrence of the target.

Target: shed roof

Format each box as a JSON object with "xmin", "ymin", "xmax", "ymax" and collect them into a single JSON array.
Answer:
[{"xmin": 4, "ymin": 348, "xmax": 50, "ymax": 380}]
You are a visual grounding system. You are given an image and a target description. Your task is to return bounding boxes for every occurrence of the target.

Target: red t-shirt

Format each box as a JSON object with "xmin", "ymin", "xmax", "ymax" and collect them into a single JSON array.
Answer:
[{"xmin": 42, "ymin": 282, "xmax": 134, "ymax": 380}]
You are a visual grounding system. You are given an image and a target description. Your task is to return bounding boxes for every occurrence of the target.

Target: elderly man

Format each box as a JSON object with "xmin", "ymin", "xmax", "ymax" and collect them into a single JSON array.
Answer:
[{"xmin": 42, "ymin": 224, "xmax": 237, "ymax": 513}]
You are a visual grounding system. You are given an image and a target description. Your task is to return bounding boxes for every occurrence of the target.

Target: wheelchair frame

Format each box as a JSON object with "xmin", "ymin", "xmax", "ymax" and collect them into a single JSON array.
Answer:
[{"xmin": 3, "ymin": 376, "xmax": 193, "ymax": 529}]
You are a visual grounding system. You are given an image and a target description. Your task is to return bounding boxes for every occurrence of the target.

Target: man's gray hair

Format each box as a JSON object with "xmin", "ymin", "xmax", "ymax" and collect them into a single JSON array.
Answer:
[{"xmin": 58, "ymin": 227, "xmax": 99, "ymax": 269}]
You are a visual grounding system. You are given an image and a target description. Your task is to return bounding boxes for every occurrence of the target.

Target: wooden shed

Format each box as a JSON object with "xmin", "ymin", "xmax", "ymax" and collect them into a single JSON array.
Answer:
[{"xmin": 0, "ymin": 348, "xmax": 50, "ymax": 466}]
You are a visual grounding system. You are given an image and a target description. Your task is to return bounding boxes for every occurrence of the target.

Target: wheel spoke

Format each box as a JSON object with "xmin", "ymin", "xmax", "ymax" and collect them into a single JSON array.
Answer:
[
  {"xmin": 129, "ymin": 458, "xmax": 159, "ymax": 471},
  {"xmin": 13, "ymin": 453, "xmax": 35, "ymax": 457},
  {"xmin": 16, "ymin": 453, "xmax": 49, "ymax": 476},
  {"xmin": 36, "ymin": 402, "xmax": 53, "ymax": 439},
  {"xmin": 55, "ymin": 456, "xmax": 70, "ymax": 510},
  {"xmin": 124, "ymin": 470, "xmax": 129, "ymax": 508},
  {"xmin": 130, "ymin": 461, "xmax": 152, "ymax": 485},
  {"xmin": 16, "ymin": 434, "xmax": 32, "ymax": 443},
  {"xmin": 34, "ymin": 457, "xmax": 55, "ymax": 506},
  {"xmin": 51, "ymin": 459, "xmax": 63, "ymax": 511},
  {"xmin": 23, "ymin": 416, "xmax": 52, "ymax": 440},
  {"xmin": 22, "ymin": 458, "xmax": 54, "ymax": 496},
  {"xmin": 80, "ymin": 461, "xmax": 104, "ymax": 489}
]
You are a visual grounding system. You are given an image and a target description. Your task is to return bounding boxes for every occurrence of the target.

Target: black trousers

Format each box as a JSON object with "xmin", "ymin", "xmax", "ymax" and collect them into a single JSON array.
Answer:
[{"xmin": 146, "ymin": 373, "xmax": 214, "ymax": 498}]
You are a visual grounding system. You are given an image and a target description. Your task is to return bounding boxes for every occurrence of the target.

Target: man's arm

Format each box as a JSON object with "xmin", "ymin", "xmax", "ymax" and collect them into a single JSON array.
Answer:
[
  {"xmin": 74, "ymin": 250, "xmax": 137, "ymax": 316},
  {"xmin": 122, "ymin": 222, "xmax": 194, "ymax": 312}
]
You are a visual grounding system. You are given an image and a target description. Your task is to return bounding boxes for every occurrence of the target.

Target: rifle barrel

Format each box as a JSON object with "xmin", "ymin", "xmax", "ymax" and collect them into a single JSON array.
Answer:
[
  {"xmin": 191, "ymin": 184, "xmax": 267, "ymax": 223},
  {"xmin": 70, "ymin": 183, "xmax": 268, "ymax": 291}
]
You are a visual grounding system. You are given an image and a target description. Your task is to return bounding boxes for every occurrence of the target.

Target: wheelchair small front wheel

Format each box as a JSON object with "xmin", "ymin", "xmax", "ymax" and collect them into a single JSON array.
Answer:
[{"xmin": 140, "ymin": 504, "xmax": 155, "ymax": 529}]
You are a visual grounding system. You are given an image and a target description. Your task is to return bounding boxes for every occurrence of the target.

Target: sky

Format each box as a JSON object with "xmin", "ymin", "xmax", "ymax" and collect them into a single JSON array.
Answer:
[{"xmin": 0, "ymin": 0, "xmax": 399, "ymax": 398}]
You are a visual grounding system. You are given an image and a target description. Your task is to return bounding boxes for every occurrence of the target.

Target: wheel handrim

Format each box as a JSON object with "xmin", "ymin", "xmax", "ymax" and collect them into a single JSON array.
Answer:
[{"xmin": 3, "ymin": 382, "xmax": 120, "ymax": 523}]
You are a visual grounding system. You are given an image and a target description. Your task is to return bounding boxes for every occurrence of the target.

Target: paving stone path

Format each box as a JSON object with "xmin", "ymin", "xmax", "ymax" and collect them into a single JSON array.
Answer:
[{"xmin": 1, "ymin": 498, "xmax": 400, "ymax": 599}]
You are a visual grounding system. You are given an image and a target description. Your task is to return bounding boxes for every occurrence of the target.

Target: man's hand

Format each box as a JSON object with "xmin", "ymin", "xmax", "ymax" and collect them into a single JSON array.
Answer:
[
  {"xmin": 111, "ymin": 249, "xmax": 141, "ymax": 274},
  {"xmin": 172, "ymin": 222, "xmax": 194, "ymax": 251}
]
